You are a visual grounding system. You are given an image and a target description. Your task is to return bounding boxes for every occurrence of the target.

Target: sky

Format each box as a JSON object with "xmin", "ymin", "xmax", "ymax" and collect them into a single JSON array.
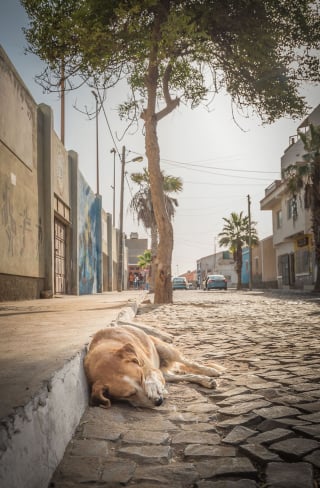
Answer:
[{"xmin": 1, "ymin": 1, "xmax": 319, "ymax": 276}]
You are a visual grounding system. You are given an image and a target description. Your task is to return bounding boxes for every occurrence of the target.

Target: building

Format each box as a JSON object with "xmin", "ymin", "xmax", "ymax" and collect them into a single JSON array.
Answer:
[
  {"xmin": 0, "ymin": 46, "xmax": 121, "ymax": 300},
  {"xmin": 181, "ymin": 270, "xmax": 197, "ymax": 288},
  {"xmin": 125, "ymin": 233, "xmax": 149, "ymax": 289},
  {"xmin": 197, "ymin": 237, "xmax": 277, "ymax": 290},
  {"xmin": 197, "ymin": 250, "xmax": 237, "ymax": 288},
  {"xmin": 260, "ymin": 104, "xmax": 320, "ymax": 290},
  {"xmin": 241, "ymin": 236, "xmax": 277, "ymax": 288}
]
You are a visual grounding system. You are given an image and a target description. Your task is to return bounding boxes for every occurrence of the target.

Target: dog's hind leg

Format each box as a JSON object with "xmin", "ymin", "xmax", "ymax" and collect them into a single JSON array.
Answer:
[
  {"xmin": 176, "ymin": 356, "xmax": 225, "ymax": 377},
  {"xmin": 164, "ymin": 372, "xmax": 217, "ymax": 389},
  {"xmin": 152, "ymin": 338, "xmax": 224, "ymax": 378}
]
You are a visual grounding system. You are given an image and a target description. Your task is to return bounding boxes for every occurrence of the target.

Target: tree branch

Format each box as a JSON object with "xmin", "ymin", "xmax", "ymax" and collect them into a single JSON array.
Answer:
[{"xmin": 156, "ymin": 63, "xmax": 180, "ymax": 121}]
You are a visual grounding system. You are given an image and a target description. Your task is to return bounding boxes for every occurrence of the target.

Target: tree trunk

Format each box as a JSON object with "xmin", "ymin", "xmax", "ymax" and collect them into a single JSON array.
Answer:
[
  {"xmin": 149, "ymin": 223, "xmax": 158, "ymax": 293},
  {"xmin": 142, "ymin": 3, "xmax": 175, "ymax": 304},
  {"xmin": 145, "ymin": 114, "xmax": 173, "ymax": 303}
]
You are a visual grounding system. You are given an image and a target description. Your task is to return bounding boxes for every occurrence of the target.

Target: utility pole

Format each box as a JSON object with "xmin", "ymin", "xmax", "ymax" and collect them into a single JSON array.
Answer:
[
  {"xmin": 92, "ymin": 91, "xmax": 99, "ymax": 195},
  {"xmin": 247, "ymin": 194, "xmax": 253, "ymax": 291},
  {"xmin": 60, "ymin": 62, "xmax": 65, "ymax": 145},
  {"xmin": 117, "ymin": 147, "xmax": 143, "ymax": 292},
  {"xmin": 117, "ymin": 145, "xmax": 126, "ymax": 291},
  {"xmin": 110, "ymin": 148, "xmax": 116, "ymax": 227}
]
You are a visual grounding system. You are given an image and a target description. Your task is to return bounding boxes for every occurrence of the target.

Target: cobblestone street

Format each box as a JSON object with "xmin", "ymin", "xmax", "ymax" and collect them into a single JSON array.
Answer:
[{"xmin": 51, "ymin": 290, "xmax": 320, "ymax": 487}]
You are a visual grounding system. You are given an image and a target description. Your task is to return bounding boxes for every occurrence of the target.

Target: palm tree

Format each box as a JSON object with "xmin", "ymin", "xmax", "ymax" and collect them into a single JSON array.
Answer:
[
  {"xmin": 218, "ymin": 211, "xmax": 259, "ymax": 289},
  {"xmin": 130, "ymin": 168, "xmax": 183, "ymax": 291},
  {"xmin": 282, "ymin": 123, "xmax": 320, "ymax": 291},
  {"xmin": 137, "ymin": 249, "xmax": 152, "ymax": 269}
]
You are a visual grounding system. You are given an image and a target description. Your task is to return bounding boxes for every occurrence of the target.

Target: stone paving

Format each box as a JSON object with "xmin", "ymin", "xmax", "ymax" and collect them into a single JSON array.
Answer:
[{"xmin": 50, "ymin": 290, "xmax": 320, "ymax": 487}]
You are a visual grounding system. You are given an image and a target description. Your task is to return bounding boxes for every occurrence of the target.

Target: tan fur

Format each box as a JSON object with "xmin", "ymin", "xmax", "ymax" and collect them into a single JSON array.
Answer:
[{"xmin": 84, "ymin": 325, "xmax": 225, "ymax": 408}]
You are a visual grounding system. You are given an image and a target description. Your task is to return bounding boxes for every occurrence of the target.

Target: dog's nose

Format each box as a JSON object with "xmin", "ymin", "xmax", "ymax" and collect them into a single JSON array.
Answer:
[{"xmin": 154, "ymin": 397, "xmax": 163, "ymax": 406}]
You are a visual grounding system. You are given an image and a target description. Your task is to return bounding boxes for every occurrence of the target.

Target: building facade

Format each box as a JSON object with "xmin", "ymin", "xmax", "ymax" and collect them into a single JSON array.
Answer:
[
  {"xmin": 0, "ymin": 46, "xmax": 122, "ymax": 300},
  {"xmin": 125, "ymin": 233, "xmax": 149, "ymax": 289},
  {"xmin": 197, "ymin": 250, "xmax": 238, "ymax": 288},
  {"xmin": 197, "ymin": 237, "xmax": 277, "ymax": 290},
  {"xmin": 260, "ymin": 104, "xmax": 320, "ymax": 290},
  {"xmin": 241, "ymin": 236, "xmax": 277, "ymax": 288}
]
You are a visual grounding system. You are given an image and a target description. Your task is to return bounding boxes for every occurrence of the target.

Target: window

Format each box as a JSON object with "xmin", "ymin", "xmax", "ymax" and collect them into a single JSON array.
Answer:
[
  {"xmin": 287, "ymin": 198, "xmax": 293, "ymax": 219},
  {"xmin": 304, "ymin": 184, "xmax": 312, "ymax": 209},
  {"xmin": 295, "ymin": 249, "xmax": 310, "ymax": 274},
  {"xmin": 286, "ymin": 197, "xmax": 298, "ymax": 221},
  {"xmin": 276, "ymin": 210, "xmax": 282, "ymax": 229}
]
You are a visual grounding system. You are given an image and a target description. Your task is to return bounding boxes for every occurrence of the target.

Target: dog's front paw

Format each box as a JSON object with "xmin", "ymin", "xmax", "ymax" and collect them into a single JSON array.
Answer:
[{"xmin": 144, "ymin": 371, "xmax": 166, "ymax": 403}]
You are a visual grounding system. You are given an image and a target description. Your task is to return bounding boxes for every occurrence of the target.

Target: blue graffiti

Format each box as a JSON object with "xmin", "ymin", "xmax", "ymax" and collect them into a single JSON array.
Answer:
[{"xmin": 78, "ymin": 174, "xmax": 101, "ymax": 294}]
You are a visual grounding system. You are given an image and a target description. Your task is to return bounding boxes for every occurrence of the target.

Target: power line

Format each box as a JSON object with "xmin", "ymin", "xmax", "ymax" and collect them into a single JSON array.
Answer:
[
  {"xmin": 162, "ymin": 158, "xmax": 279, "ymax": 174},
  {"xmin": 182, "ymin": 180, "xmax": 267, "ymax": 186},
  {"xmin": 162, "ymin": 161, "xmax": 274, "ymax": 181}
]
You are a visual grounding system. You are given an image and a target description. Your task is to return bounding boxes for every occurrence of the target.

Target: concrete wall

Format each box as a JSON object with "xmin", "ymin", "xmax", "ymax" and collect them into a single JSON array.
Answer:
[
  {"xmin": 0, "ymin": 48, "xmax": 45, "ymax": 299},
  {"xmin": 242, "ymin": 238, "xmax": 277, "ymax": 288},
  {"xmin": 260, "ymin": 236, "xmax": 277, "ymax": 285},
  {"xmin": 0, "ymin": 45, "xmax": 118, "ymax": 300}
]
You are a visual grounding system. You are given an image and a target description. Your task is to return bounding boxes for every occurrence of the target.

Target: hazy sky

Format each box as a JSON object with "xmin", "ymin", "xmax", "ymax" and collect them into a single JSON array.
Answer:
[{"xmin": 1, "ymin": 1, "xmax": 319, "ymax": 275}]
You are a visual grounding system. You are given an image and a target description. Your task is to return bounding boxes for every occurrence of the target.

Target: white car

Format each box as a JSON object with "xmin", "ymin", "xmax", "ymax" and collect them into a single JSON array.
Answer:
[{"xmin": 172, "ymin": 277, "xmax": 188, "ymax": 290}]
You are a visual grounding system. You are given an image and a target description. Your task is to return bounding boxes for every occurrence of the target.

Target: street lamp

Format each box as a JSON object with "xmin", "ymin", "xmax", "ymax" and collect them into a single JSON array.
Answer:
[
  {"xmin": 91, "ymin": 90, "xmax": 99, "ymax": 195},
  {"xmin": 117, "ymin": 145, "xmax": 143, "ymax": 291},
  {"xmin": 110, "ymin": 148, "xmax": 116, "ymax": 227}
]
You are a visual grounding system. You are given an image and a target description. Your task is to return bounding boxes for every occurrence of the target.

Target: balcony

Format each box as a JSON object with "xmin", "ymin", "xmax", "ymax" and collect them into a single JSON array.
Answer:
[{"xmin": 260, "ymin": 180, "xmax": 284, "ymax": 210}]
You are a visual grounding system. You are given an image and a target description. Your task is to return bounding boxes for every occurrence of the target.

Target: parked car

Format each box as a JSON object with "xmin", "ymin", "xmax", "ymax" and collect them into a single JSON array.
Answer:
[
  {"xmin": 172, "ymin": 277, "xmax": 188, "ymax": 290},
  {"xmin": 205, "ymin": 274, "xmax": 227, "ymax": 290}
]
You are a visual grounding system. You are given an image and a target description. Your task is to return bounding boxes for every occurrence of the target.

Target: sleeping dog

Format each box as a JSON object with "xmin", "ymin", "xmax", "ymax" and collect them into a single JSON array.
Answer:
[{"xmin": 84, "ymin": 325, "xmax": 225, "ymax": 408}]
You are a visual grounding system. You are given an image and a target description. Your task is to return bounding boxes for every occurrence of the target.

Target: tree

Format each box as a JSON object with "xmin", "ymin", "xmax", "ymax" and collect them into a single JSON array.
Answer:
[
  {"xmin": 137, "ymin": 249, "xmax": 152, "ymax": 270},
  {"xmin": 22, "ymin": 0, "xmax": 320, "ymax": 303},
  {"xmin": 283, "ymin": 124, "xmax": 320, "ymax": 292},
  {"xmin": 218, "ymin": 211, "xmax": 259, "ymax": 289},
  {"xmin": 130, "ymin": 168, "xmax": 182, "ymax": 292}
]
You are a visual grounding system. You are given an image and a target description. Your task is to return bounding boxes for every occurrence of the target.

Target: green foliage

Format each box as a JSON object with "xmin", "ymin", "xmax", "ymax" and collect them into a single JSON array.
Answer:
[
  {"xmin": 218, "ymin": 211, "xmax": 259, "ymax": 252},
  {"xmin": 129, "ymin": 168, "xmax": 183, "ymax": 231},
  {"xmin": 218, "ymin": 210, "xmax": 259, "ymax": 289},
  {"xmin": 22, "ymin": 0, "xmax": 320, "ymax": 120},
  {"xmin": 137, "ymin": 249, "xmax": 152, "ymax": 269}
]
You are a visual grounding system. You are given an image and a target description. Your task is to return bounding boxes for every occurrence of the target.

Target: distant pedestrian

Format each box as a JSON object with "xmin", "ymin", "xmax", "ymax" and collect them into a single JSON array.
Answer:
[{"xmin": 129, "ymin": 272, "xmax": 134, "ymax": 289}]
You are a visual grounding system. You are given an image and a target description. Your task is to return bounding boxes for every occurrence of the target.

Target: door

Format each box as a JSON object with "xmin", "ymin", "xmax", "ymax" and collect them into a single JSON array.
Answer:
[
  {"xmin": 279, "ymin": 254, "xmax": 289, "ymax": 285},
  {"xmin": 54, "ymin": 218, "xmax": 66, "ymax": 294},
  {"xmin": 289, "ymin": 252, "xmax": 295, "ymax": 286}
]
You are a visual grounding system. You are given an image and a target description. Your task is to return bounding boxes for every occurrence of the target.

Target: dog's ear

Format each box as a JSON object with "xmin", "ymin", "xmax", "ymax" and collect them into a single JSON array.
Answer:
[
  {"xmin": 117, "ymin": 343, "xmax": 144, "ymax": 366},
  {"xmin": 91, "ymin": 381, "xmax": 112, "ymax": 409}
]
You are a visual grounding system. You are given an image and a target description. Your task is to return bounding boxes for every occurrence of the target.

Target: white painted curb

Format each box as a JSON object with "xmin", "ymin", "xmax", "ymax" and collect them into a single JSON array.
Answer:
[{"xmin": 0, "ymin": 298, "xmax": 142, "ymax": 488}]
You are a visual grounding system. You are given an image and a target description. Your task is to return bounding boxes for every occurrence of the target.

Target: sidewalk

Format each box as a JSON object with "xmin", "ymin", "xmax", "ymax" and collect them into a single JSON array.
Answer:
[{"xmin": 0, "ymin": 291, "xmax": 146, "ymax": 488}]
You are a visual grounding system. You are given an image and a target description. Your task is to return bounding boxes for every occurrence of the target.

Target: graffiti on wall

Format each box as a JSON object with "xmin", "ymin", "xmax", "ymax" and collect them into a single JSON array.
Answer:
[
  {"xmin": 0, "ymin": 174, "xmax": 43, "ymax": 263},
  {"xmin": 79, "ymin": 174, "xmax": 101, "ymax": 294},
  {"xmin": 1, "ymin": 178, "xmax": 16, "ymax": 256}
]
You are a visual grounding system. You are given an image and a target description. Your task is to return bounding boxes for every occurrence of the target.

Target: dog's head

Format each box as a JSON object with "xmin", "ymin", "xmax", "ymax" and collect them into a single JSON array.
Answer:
[{"xmin": 89, "ymin": 342, "xmax": 165, "ymax": 409}]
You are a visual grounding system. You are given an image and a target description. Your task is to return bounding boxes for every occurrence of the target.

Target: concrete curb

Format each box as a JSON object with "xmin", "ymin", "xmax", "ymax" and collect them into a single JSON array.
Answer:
[{"xmin": 0, "ymin": 296, "xmax": 144, "ymax": 488}]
